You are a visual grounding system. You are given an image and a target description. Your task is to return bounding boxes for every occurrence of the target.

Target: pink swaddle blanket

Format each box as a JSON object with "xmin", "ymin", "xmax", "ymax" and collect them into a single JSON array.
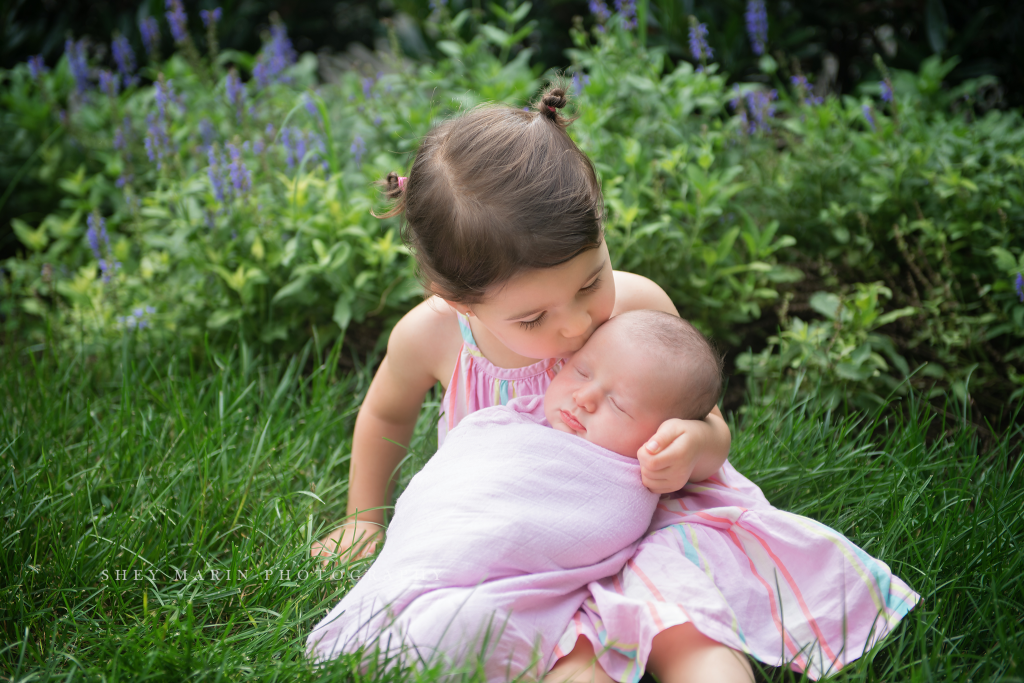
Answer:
[{"xmin": 307, "ymin": 395, "xmax": 659, "ymax": 681}]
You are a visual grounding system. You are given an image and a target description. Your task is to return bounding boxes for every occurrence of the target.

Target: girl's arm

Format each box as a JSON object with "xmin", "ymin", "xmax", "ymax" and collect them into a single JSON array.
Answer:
[
  {"xmin": 312, "ymin": 300, "xmax": 456, "ymax": 559},
  {"xmin": 611, "ymin": 270, "xmax": 732, "ymax": 490}
]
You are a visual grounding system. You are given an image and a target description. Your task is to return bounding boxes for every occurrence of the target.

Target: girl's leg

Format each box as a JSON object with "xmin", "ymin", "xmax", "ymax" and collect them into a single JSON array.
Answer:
[
  {"xmin": 645, "ymin": 624, "xmax": 754, "ymax": 683},
  {"xmin": 545, "ymin": 636, "xmax": 616, "ymax": 683}
]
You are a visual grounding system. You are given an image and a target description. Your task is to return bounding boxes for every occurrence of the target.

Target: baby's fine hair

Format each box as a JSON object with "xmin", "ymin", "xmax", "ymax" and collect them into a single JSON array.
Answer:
[
  {"xmin": 377, "ymin": 82, "xmax": 603, "ymax": 303},
  {"xmin": 612, "ymin": 310, "xmax": 724, "ymax": 421}
]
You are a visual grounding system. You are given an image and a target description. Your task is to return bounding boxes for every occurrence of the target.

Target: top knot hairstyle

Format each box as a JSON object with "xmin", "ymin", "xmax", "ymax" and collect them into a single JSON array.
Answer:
[{"xmin": 377, "ymin": 82, "xmax": 602, "ymax": 303}]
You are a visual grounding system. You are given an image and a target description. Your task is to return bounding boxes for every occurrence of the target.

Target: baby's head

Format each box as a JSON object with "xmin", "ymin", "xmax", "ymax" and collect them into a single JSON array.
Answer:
[
  {"xmin": 378, "ymin": 83, "xmax": 604, "ymax": 305},
  {"xmin": 543, "ymin": 311, "xmax": 723, "ymax": 458}
]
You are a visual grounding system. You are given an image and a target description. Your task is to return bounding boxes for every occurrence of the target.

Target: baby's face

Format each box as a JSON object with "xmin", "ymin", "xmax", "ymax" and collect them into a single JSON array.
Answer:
[{"xmin": 543, "ymin": 320, "xmax": 680, "ymax": 458}]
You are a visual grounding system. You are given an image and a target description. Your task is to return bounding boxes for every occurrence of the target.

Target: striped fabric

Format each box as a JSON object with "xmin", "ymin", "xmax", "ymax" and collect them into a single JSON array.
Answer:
[
  {"xmin": 553, "ymin": 463, "xmax": 919, "ymax": 680},
  {"xmin": 437, "ymin": 316, "xmax": 919, "ymax": 679},
  {"xmin": 438, "ymin": 314, "xmax": 563, "ymax": 447}
]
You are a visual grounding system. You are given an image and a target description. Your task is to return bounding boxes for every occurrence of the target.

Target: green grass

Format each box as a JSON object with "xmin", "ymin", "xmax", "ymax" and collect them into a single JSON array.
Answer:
[{"xmin": 1, "ymin": 340, "xmax": 1021, "ymax": 682}]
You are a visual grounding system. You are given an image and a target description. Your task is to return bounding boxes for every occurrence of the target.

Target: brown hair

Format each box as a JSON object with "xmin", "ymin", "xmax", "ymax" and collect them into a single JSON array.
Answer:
[
  {"xmin": 377, "ymin": 82, "xmax": 603, "ymax": 303},
  {"xmin": 611, "ymin": 311, "xmax": 725, "ymax": 420}
]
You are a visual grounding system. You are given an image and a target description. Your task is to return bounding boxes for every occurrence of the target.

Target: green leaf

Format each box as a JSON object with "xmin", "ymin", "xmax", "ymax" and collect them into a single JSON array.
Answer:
[
  {"xmin": 480, "ymin": 24, "xmax": 511, "ymax": 48},
  {"xmin": 510, "ymin": 2, "xmax": 533, "ymax": 24},
  {"xmin": 271, "ymin": 275, "xmax": 313, "ymax": 306},
  {"xmin": 810, "ymin": 292, "xmax": 842, "ymax": 320},
  {"xmin": 333, "ymin": 295, "xmax": 352, "ymax": 331},
  {"xmin": 437, "ymin": 41, "xmax": 463, "ymax": 59},
  {"xmin": 875, "ymin": 306, "xmax": 918, "ymax": 328},
  {"xmin": 12, "ymin": 218, "xmax": 49, "ymax": 251},
  {"xmin": 207, "ymin": 308, "xmax": 242, "ymax": 329}
]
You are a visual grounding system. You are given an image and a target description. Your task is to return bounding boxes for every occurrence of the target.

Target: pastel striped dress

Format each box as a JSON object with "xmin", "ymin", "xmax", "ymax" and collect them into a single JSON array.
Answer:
[{"xmin": 439, "ymin": 315, "xmax": 919, "ymax": 680}]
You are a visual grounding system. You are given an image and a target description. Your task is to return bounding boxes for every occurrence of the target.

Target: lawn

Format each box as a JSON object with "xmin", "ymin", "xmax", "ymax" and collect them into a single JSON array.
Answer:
[{"xmin": 2, "ymin": 338, "xmax": 1021, "ymax": 681}]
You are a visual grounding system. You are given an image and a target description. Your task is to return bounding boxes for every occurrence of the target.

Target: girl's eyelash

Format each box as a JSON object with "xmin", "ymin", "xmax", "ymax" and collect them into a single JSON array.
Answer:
[
  {"xmin": 580, "ymin": 276, "xmax": 602, "ymax": 293},
  {"xmin": 519, "ymin": 312, "xmax": 547, "ymax": 330}
]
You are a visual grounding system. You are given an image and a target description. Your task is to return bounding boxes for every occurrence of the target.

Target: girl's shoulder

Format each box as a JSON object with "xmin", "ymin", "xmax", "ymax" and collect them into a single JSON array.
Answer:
[
  {"xmin": 387, "ymin": 296, "xmax": 464, "ymax": 385},
  {"xmin": 612, "ymin": 270, "xmax": 679, "ymax": 317}
]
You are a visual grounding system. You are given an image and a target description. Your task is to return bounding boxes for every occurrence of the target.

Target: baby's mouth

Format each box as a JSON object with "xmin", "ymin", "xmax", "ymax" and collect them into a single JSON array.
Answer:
[{"xmin": 560, "ymin": 410, "xmax": 586, "ymax": 432}]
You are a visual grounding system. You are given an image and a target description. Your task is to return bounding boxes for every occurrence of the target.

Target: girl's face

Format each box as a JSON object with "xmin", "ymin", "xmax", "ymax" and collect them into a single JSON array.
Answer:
[{"xmin": 467, "ymin": 241, "xmax": 616, "ymax": 361}]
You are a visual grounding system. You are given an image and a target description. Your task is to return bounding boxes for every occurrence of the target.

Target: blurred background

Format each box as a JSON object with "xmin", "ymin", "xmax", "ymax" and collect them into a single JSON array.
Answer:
[{"xmin": 4, "ymin": 0, "xmax": 1021, "ymax": 109}]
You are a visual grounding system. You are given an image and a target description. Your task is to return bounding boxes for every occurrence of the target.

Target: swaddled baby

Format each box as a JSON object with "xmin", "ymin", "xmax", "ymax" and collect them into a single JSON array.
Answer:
[{"xmin": 307, "ymin": 310, "xmax": 723, "ymax": 681}]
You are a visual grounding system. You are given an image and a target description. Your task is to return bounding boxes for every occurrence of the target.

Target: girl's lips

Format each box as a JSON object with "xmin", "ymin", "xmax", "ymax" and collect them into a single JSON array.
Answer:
[{"xmin": 560, "ymin": 409, "xmax": 586, "ymax": 432}]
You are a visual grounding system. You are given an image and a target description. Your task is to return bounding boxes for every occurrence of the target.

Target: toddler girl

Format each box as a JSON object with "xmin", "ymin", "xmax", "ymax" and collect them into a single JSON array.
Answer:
[
  {"xmin": 312, "ymin": 84, "xmax": 917, "ymax": 681},
  {"xmin": 308, "ymin": 311, "xmax": 724, "ymax": 681}
]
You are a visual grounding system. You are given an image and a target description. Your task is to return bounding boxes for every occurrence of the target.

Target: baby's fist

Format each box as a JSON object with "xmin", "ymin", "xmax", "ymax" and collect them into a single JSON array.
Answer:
[{"xmin": 636, "ymin": 419, "xmax": 699, "ymax": 494}]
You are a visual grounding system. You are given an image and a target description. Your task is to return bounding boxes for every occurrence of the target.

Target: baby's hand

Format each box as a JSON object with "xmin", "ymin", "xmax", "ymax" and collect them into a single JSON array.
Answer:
[
  {"xmin": 311, "ymin": 521, "xmax": 383, "ymax": 566},
  {"xmin": 636, "ymin": 418, "xmax": 710, "ymax": 493}
]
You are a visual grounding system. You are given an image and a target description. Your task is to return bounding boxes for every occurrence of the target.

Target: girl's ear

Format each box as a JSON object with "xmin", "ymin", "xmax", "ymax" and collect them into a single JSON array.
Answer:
[
  {"xmin": 427, "ymin": 282, "xmax": 473, "ymax": 316},
  {"xmin": 443, "ymin": 300, "xmax": 473, "ymax": 316}
]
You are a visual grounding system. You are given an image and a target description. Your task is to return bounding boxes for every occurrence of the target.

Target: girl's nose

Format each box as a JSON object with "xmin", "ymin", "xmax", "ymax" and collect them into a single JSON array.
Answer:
[{"xmin": 562, "ymin": 306, "xmax": 591, "ymax": 339}]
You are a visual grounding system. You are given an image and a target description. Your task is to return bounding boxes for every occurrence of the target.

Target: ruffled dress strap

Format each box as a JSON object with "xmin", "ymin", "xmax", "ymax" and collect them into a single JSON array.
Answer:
[{"xmin": 438, "ymin": 314, "xmax": 564, "ymax": 446}]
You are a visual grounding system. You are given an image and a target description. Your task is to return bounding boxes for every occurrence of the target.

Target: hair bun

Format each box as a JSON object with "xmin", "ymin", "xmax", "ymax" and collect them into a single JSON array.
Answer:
[{"xmin": 537, "ymin": 86, "xmax": 569, "ymax": 122}]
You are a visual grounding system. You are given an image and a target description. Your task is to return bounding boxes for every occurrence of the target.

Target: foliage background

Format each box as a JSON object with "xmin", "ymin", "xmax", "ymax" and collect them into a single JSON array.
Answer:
[{"xmin": 2, "ymin": 1, "xmax": 1023, "ymax": 681}]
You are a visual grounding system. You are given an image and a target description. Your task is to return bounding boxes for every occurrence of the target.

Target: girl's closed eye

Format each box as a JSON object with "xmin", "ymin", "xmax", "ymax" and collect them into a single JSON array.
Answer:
[
  {"xmin": 519, "ymin": 312, "xmax": 547, "ymax": 330},
  {"xmin": 580, "ymin": 276, "xmax": 602, "ymax": 294}
]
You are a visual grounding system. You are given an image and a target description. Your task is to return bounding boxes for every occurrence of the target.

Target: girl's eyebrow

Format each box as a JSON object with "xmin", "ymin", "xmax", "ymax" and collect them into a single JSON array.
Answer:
[{"xmin": 504, "ymin": 261, "xmax": 606, "ymax": 321}]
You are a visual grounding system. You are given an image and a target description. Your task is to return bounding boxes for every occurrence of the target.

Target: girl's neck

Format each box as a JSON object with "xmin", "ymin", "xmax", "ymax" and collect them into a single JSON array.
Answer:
[{"xmin": 466, "ymin": 316, "xmax": 548, "ymax": 369}]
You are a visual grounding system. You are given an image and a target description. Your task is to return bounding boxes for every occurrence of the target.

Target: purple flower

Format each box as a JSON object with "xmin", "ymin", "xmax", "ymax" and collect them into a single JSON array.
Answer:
[
  {"xmin": 304, "ymin": 93, "xmax": 319, "ymax": 119},
  {"xmin": 790, "ymin": 75, "xmax": 823, "ymax": 106},
  {"xmin": 226, "ymin": 142, "xmax": 252, "ymax": 194},
  {"xmin": 87, "ymin": 214, "xmax": 120, "ymax": 283},
  {"xmin": 862, "ymin": 104, "xmax": 876, "ymax": 131},
  {"xmin": 99, "ymin": 70, "xmax": 120, "ymax": 98},
  {"xmin": 745, "ymin": 0, "xmax": 768, "ymax": 56},
  {"xmin": 362, "ymin": 76, "xmax": 374, "ymax": 99},
  {"xmin": 27, "ymin": 55, "xmax": 48, "ymax": 82},
  {"xmin": 154, "ymin": 79, "xmax": 177, "ymax": 121},
  {"xmin": 165, "ymin": 0, "xmax": 189, "ymax": 44},
  {"xmin": 139, "ymin": 17, "xmax": 161, "ymax": 58},
  {"xmin": 253, "ymin": 138, "xmax": 265, "ymax": 155},
  {"xmin": 688, "ymin": 22, "xmax": 713, "ymax": 63},
  {"xmin": 588, "ymin": 0, "xmax": 611, "ymax": 23},
  {"xmin": 1016, "ymin": 272, "xmax": 1023, "ymax": 303},
  {"xmin": 615, "ymin": 0, "xmax": 637, "ymax": 30},
  {"xmin": 199, "ymin": 118, "xmax": 216, "ymax": 148},
  {"xmin": 65, "ymin": 39, "xmax": 91, "ymax": 94},
  {"xmin": 880, "ymin": 80, "xmax": 893, "ymax": 103},
  {"xmin": 200, "ymin": 8, "xmax": 222, "ymax": 28},
  {"xmin": 119, "ymin": 306, "xmax": 154, "ymax": 330},
  {"xmin": 572, "ymin": 72, "xmax": 591, "ymax": 96},
  {"xmin": 373, "ymin": 114, "xmax": 382, "ymax": 126},
  {"xmin": 265, "ymin": 123, "xmax": 276, "ymax": 137},
  {"xmin": 207, "ymin": 147, "xmax": 228, "ymax": 202},
  {"xmin": 350, "ymin": 134, "xmax": 366, "ymax": 166},
  {"xmin": 144, "ymin": 114, "xmax": 174, "ymax": 170},
  {"xmin": 111, "ymin": 35, "xmax": 137, "ymax": 88},
  {"xmin": 114, "ymin": 115, "xmax": 132, "ymax": 151},
  {"xmin": 253, "ymin": 21, "xmax": 296, "ymax": 89},
  {"xmin": 732, "ymin": 89, "xmax": 776, "ymax": 134},
  {"xmin": 225, "ymin": 69, "xmax": 245, "ymax": 122},
  {"xmin": 86, "ymin": 214, "xmax": 105, "ymax": 262}
]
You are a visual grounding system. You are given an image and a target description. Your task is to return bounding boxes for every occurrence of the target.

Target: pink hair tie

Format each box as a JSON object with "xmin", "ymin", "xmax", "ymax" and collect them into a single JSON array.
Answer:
[{"xmin": 397, "ymin": 176, "xmax": 408, "ymax": 190}]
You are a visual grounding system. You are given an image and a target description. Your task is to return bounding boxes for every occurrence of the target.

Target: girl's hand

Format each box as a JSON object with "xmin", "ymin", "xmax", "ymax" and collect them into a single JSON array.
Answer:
[
  {"xmin": 311, "ymin": 521, "xmax": 383, "ymax": 565},
  {"xmin": 637, "ymin": 408, "xmax": 731, "ymax": 493}
]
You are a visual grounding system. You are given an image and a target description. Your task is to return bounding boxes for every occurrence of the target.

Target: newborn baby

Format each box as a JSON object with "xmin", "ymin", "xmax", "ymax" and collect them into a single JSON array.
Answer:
[
  {"xmin": 307, "ymin": 310, "xmax": 722, "ymax": 682},
  {"xmin": 544, "ymin": 309, "xmax": 723, "ymax": 456}
]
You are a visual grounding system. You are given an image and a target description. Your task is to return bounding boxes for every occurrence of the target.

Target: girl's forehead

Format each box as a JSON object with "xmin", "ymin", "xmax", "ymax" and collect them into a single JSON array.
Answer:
[{"xmin": 484, "ymin": 243, "xmax": 608, "ymax": 316}]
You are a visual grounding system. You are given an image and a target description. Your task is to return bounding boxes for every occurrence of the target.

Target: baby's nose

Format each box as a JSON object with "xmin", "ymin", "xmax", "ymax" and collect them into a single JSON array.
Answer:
[{"xmin": 573, "ymin": 386, "xmax": 597, "ymax": 411}]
